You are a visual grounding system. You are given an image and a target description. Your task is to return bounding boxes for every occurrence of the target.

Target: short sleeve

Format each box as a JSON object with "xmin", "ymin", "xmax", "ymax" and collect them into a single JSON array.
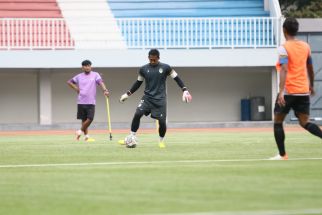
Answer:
[
  {"xmin": 278, "ymin": 46, "xmax": 288, "ymax": 65},
  {"xmin": 95, "ymin": 72, "xmax": 103, "ymax": 84},
  {"xmin": 71, "ymin": 75, "xmax": 79, "ymax": 84},
  {"xmin": 139, "ymin": 67, "xmax": 144, "ymax": 77},
  {"xmin": 165, "ymin": 64, "xmax": 172, "ymax": 76},
  {"xmin": 278, "ymin": 46, "xmax": 287, "ymax": 56}
]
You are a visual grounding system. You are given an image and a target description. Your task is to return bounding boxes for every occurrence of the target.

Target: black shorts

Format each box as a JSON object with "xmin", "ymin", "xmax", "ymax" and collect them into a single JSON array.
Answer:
[
  {"xmin": 136, "ymin": 96, "xmax": 166, "ymax": 120},
  {"xmin": 274, "ymin": 95, "xmax": 310, "ymax": 116},
  {"xmin": 77, "ymin": 104, "xmax": 95, "ymax": 121}
]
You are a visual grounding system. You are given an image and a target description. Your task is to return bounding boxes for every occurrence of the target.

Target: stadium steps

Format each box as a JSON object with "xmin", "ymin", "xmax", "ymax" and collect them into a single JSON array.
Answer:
[
  {"xmin": 56, "ymin": 0, "xmax": 126, "ymax": 49},
  {"xmin": 0, "ymin": 0, "xmax": 74, "ymax": 49},
  {"xmin": 0, "ymin": 0, "xmax": 63, "ymax": 18},
  {"xmin": 107, "ymin": 0, "xmax": 272, "ymax": 48},
  {"xmin": 0, "ymin": 3, "xmax": 60, "ymax": 10},
  {"xmin": 111, "ymin": 10, "xmax": 269, "ymax": 18},
  {"xmin": 0, "ymin": 11, "xmax": 62, "ymax": 18},
  {"xmin": 108, "ymin": 0, "xmax": 269, "ymax": 18}
]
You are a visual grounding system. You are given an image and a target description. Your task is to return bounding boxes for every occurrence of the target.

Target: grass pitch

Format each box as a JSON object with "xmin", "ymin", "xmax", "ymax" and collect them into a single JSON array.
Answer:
[{"xmin": 0, "ymin": 128, "xmax": 321, "ymax": 215}]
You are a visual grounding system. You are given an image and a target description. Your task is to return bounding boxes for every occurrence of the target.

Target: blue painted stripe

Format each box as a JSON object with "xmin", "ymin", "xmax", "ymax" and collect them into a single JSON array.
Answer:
[
  {"xmin": 109, "ymin": 2, "xmax": 264, "ymax": 10},
  {"xmin": 112, "ymin": 10, "xmax": 269, "ymax": 18}
]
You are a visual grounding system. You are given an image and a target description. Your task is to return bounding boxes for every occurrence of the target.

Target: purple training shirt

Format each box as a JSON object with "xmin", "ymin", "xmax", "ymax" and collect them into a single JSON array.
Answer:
[{"xmin": 69, "ymin": 71, "xmax": 103, "ymax": 105}]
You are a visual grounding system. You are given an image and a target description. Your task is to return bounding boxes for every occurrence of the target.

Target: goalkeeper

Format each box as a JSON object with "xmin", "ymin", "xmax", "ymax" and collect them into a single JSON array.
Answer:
[{"xmin": 119, "ymin": 49, "xmax": 192, "ymax": 148}]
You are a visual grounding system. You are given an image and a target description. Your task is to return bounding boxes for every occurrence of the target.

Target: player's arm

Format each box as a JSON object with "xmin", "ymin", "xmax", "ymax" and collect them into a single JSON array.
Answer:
[
  {"xmin": 67, "ymin": 79, "xmax": 79, "ymax": 93},
  {"xmin": 119, "ymin": 75, "xmax": 144, "ymax": 103},
  {"xmin": 276, "ymin": 46, "xmax": 288, "ymax": 106},
  {"xmin": 307, "ymin": 55, "xmax": 315, "ymax": 95},
  {"xmin": 170, "ymin": 70, "xmax": 192, "ymax": 103},
  {"xmin": 98, "ymin": 81, "xmax": 109, "ymax": 97},
  {"xmin": 279, "ymin": 64, "xmax": 287, "ymax": 94},
  {"xmin": 95, "ymin": 73, "xmax": 109, "ymax": 96}
]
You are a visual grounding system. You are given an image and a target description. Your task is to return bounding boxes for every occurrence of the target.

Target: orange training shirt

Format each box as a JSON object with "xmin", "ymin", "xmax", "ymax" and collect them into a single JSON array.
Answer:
[{"xmin": 279, "ymin": 40, "xmax": 311, "ymax": 94}]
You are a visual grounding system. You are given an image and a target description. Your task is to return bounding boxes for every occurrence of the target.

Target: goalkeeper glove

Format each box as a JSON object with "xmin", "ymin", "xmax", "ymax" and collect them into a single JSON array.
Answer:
[
  {"xmin": 182, "ymin": 90, "xmax": 192, "ymax": 103},
  {"xmin": 120, "ymin": 91, "xmax": 131, "ymax": 103}
]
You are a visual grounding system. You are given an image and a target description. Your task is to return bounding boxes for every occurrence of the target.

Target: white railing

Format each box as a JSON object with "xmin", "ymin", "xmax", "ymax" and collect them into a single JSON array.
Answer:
[
  {"xmin": 0, "ymin": 18, "xmax": 75, "ymax": 50},
  {"xmin": 117, "ymin": 17, "xmax": 281, "ymax": 49},
  {"xmin": 268, "ymin": 0, "xmax": 283, "ymax": 45},
  {"xmin": 269, "ymin": 0, "xmax": 282, "ymax": 19},
  {"xmin": 0, "ymin": 17, "xmax": 281, "ymax": 50}
]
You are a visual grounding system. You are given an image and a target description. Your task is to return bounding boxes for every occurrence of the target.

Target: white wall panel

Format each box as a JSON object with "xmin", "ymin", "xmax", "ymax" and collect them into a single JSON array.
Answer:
[{"xmin": 0, "ymin": 70, "xmax": 38, "ymax": 123}]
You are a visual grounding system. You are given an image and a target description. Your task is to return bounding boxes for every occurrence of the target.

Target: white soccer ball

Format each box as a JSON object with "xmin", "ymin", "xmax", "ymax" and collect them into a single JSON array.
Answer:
[{"xmin": 125, "ymin": 135, "xmax": 137, "ymax": 148}]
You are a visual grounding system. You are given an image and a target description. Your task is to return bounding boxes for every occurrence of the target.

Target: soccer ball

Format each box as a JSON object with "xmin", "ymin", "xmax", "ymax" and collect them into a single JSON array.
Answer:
[{"xmin": 125, "ymin": 135, "xmax": 137, "ymax": 148}]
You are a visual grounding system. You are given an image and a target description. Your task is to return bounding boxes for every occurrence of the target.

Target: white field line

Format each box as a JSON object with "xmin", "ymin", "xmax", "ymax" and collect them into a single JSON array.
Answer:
[
  {"xmin": 146, "ymin": 208, "xmax": 322, "ymax": 215},
  {"xmin": 0, "ymin": 157, "xmax": 322, "ymax": 169}
]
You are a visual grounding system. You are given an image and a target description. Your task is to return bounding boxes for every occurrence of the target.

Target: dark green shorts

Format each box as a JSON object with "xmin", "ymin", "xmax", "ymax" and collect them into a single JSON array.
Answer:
[{"xmin": 136, "ymin": 96, "xmax": 166, "ymax": 120}]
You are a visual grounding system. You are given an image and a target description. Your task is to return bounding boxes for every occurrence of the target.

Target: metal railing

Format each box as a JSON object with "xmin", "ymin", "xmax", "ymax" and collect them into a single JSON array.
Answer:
[
  {"xmin": 0, "ymin": 18, "xmax": 75, "ymax": 50},
  {"xmin": 117, "ymin": 17, "xmax": 281, "ymax": 49},
  {"xmin": 0, "ymin": 17, "xmax": 281, "ymax": 50},
  {"xmin": 268, "ymin": 0, "xmax": 283, "ymax": 45}
]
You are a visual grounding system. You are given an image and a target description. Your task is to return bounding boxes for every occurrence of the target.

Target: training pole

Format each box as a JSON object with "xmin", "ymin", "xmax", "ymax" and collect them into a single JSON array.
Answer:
[{"xmin": 105, "ymin": 97, "xmax": 112, "ymax": 141}]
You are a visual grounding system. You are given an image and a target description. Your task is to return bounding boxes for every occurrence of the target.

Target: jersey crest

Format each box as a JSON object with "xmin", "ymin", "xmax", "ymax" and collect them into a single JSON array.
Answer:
[{"xmin": 159, "ymin": 68, "xmax": 163, "ymax": 73}]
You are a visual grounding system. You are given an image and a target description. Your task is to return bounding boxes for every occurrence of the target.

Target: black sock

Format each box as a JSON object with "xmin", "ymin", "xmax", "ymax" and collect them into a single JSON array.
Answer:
[
  {"xmin": 158, "ymin": 119, "xmax": 167, "ymax": 138},
  {"xmin": 131, "ymin": 111, "xmax": 143, "ymax": 133},
  {"xmin": 274, "ymin": 123, "xmax": 286, "ymax": 156},
  {"xmin": 304, "ymin": 122, "xmax": 322, "ymax": 138}
]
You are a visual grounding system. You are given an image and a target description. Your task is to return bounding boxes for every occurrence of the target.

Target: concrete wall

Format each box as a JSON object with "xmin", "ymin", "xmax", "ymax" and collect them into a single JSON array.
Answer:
[
  {"xmin": 0, "ymin": 67, "xmax": 272, "ymax": 125},
  {"xmin": 0, "ymin": 70, "xmax": 38, "ymax": 123},
  {"xmin": 296, "ymin": 32, "xmax": 322, "ymax": 120}
]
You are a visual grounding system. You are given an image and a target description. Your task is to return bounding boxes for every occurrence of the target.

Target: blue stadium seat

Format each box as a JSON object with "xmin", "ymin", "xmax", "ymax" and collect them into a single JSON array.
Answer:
[
  {"xmin": 107, "ymin": 0, "xmax": 273, "ymax": 48},
  {"xmin": 108, "ymin": 0, "xmax": 269, "ymax": 18}
]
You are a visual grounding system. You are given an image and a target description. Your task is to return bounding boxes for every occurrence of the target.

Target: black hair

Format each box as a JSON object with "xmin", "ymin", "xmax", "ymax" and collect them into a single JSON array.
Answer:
[
  {"xmin": 148, "ymin": 49, "xmax": 160, "ymax": 58},
  {"xmin": 283, "ymin": 17, "xmax": 299, "ymax": 36},
  {"xmin": 81, "ymin": 60, "xmax": 92, "ymax": 66}
]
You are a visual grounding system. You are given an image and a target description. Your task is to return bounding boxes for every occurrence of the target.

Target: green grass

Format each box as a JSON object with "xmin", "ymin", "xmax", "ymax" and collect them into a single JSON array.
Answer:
[{"xmin": 0, "ymin": 130, "xmax": 321, "ymax": 215}]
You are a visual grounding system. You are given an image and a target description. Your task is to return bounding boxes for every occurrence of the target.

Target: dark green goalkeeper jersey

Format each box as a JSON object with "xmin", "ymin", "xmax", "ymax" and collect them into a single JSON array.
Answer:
[{"xmin": 139, "ymin": 62, "xmax": 172, "ymax": 100}]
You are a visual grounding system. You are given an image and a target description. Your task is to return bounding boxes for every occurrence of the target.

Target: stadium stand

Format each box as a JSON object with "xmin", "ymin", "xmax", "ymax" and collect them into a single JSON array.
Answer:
[
  {"xmin": 107, "ymin": 0, "xmax": 275, "ymax": 48},
  {"xmin": 0, "ymin": 0, "xmax": 74, "ymax": 49},
  {"xmin": 108, "ymin": 0, "xmax": 270, "ymax": 18},
  {"xmin": 0, "ymin": 0, "xmax": 277, "ymax": 49},
  {"xmin": 56, "ymin": 0, "xmax": 126, "ymax": 49},
  {"xmin": 0, "ymin": 0, "xmax": 62, "ymax": 18}
]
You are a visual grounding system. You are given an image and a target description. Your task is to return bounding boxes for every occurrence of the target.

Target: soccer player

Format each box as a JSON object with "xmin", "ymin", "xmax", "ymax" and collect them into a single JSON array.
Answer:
[
  {"xmin": 119, "ymin": 49, "xmax": 192, "ymax": 148},
  {"xmin": 270, "ymin": 18, "xmax": 322, "ymax": 160},
  {"xmin": 67, "ymin": 60, "xmax": 109, "ymax": 142}
]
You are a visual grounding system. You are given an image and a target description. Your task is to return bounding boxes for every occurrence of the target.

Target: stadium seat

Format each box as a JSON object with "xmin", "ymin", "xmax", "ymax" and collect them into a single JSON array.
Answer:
[
  {"xmin": 0, "ymin": 0, "xmax": 62, "ymax": 18},
  {"xmin": 0, "ymin": 0, "xmax": 74, "ymax": 49},
  {"xmin": 108, "ymin": 0, "xmax": 269, "ymax": 18},
  {"xmin": 107, "ymin": 0, "xmax": 272, "ymax": 48}
]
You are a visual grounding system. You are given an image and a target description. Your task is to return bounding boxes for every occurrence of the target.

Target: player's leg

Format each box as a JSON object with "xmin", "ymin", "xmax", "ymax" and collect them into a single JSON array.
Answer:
[
  {"xmin": 125, "ymin": 98, "xmax": 150, "ymax": 146},
  {"xmin": 270, "ymin": 95, "xmax": 291, "ymax": 160},
  {"xmin": 123, "ymin": 109, "xmax": 144, "ymax": 146},
  {"xmin": 129, "ymin": 98, "xmax": 150, "ymax": 136},
  {"xmin": 158, "ymin": 118, "xmax": 166, "ymax": 148},
  {"xmin": 76, "ymin": 104, "xmax": 85, "ymax": 140},
  {"xmin": 131, "ymin": 108, "xmax": 145, "ymax": 134},
  {"xmin": 76, "ymin": 129, "xmax": 82, "ymax": 141},
  {"xmin": 301, "ymin": 118, "xmax": 322, "ymax": 138},
  {"xmin": 82, "ymin": 105, "xmax": 95, "ymax": 141},
  {"xmin": 151, "ymin": 99, "xmax": 167, "ymax": 148},
  {"xmin": 81, "ymin": 119, "xmax": 92, "ymax": 135},
  {"xmin": 295, "ymin": 96, "xmax": 322, "ymax": 138},
  {"xmin": 272, "ymin": 113, "xmax": 288, "ymax": 159}
]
